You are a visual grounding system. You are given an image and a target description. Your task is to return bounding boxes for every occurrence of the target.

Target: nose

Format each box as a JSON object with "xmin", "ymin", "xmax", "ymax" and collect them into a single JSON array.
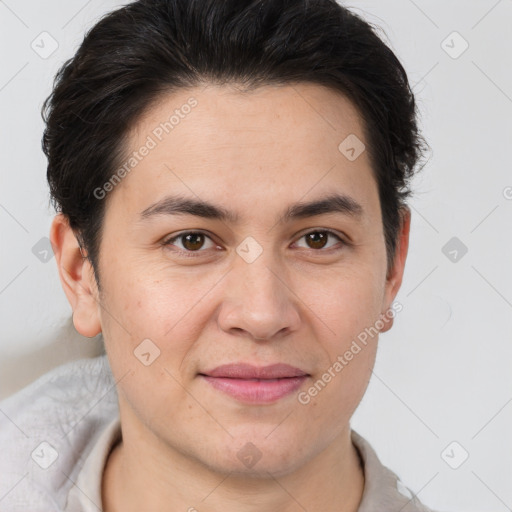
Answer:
[{"xmin": 217, "ymin": 251, "xmax": 301, "ymax": 342}]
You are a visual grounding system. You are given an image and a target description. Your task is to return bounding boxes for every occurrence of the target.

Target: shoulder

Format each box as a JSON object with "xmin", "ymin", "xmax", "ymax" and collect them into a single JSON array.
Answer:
[{"xmin": 0, "ymin": 354, "xmax": 119, "ymax": 512}]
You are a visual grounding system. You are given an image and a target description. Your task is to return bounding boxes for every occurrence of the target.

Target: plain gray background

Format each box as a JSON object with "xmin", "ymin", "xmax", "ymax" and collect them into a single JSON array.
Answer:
[{"xmin": 1, "ymin": 1, "xmax": 511, "ymax": 511}]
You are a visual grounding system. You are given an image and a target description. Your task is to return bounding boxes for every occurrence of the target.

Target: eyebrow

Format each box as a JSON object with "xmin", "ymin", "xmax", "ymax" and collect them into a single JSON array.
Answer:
[{"xmin": 138, "ymin": 193, "xmax": 364, "ymax": 224}]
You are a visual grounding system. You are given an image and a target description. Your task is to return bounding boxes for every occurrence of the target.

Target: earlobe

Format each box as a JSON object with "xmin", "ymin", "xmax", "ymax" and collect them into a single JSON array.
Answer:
[
  {"xmin": 50, "ymin": 214, "xmax": 102, "ymax": 338},
  {"xmin": 380, "ymin": 207, "xmax": 411, "ymax": 334}
]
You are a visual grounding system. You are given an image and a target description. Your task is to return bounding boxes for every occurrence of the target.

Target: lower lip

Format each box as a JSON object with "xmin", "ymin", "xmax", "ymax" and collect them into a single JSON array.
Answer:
[{"xmin": 201, "ymin": 375, "xmax": 308, "ymax": 404}]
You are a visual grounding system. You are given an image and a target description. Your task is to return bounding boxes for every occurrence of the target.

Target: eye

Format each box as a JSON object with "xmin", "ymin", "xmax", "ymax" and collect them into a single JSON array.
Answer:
[
  {"xmin": 162, "ymin": 231, "xmax": 218, "ymax": 256},
  {"xmin": 294, "ymin": 229, "xmax": 345, "ymax": 251}
]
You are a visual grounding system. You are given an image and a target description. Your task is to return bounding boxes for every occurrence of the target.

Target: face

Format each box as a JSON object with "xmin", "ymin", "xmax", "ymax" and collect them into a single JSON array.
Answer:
[{"xmin": 54, "ymin": 82, "xmax": 409, "ymax": 477}]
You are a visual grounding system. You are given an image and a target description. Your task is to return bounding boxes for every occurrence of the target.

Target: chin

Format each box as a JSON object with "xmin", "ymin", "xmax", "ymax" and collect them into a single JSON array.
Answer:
[
  {"xmin": 202, "ymin": 429, "xmax": 312, "ymax": 479},
  {"xmin": 211, "ymin": 452, "xmax": 306, "ymax": 479}
]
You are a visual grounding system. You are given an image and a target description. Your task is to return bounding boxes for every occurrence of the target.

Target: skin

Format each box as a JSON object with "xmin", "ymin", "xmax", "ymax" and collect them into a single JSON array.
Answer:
[{"xmin": 50, "ymin": 82, "xmax": 410, "ymax": 512}]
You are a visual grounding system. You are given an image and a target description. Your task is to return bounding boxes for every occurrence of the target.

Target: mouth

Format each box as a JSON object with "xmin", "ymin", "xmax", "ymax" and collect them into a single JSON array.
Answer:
[{"xmin": 199, "ymin": 363, "xmax": 310, "ymax": 404}]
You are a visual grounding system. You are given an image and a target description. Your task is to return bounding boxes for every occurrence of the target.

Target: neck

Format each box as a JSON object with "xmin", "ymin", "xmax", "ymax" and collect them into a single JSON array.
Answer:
[{"xmin": 102, "ymin": 415, "xmax": 364, "ymax": 512}]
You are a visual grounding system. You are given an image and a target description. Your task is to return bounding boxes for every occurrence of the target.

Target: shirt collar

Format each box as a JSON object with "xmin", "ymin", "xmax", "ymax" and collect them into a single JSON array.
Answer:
[
  {"xmin": 351, "ymin": 429, "xmax": 433, "ymax": 511},
  {"xmin": 65, "ymin": 415, "xmax": 122, "ymax": 512}
]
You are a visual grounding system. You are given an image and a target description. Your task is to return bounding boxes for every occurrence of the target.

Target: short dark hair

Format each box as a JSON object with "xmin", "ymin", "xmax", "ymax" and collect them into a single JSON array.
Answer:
[{"xmin": 42, "ymin": 0, "xmax": 429, "ymax": 289}]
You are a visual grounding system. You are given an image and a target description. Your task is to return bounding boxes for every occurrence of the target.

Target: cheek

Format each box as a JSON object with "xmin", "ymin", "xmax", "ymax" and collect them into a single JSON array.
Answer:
[
  {"xmin": 293, "ymin": 266, "xmax": 382, "ymax": 413},
  {"xmin": 298, "ymin": 336, "xmax": 377, "ymax": 434},
  {"xmin": 301, "ymin": 264, "xmax": 385, "ymax": 344},
  {"xmin": 98, "ymin": 270, "xmax": 209, "ymax": 428},
  {"xmin": 98, "ymin": 264, "xmax": 219, "ymax": 378},
  {"xmin": 100, "ymin": 258, "xmax": 200, "ymax": 331}
]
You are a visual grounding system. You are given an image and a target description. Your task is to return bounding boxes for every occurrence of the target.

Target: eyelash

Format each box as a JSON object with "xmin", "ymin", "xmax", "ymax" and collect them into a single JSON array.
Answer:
[{"xmin": 161, "ymin": 229, "xmax": 348, "ymax": 258}]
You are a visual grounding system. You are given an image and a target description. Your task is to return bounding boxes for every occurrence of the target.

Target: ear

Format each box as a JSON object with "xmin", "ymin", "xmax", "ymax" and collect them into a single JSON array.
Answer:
[
  {"xmin": 50, "ymin": 214, "xmax": 102, "ymax": 338},
  {"xmin": 379, "ymin": 206, "xmax": 411, "ymax": 333}
]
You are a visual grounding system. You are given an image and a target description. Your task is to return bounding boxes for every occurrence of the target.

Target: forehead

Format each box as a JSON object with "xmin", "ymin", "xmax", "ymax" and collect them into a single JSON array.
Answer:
[
  {"xmin": 133, "ymin": 82, "xmax": 366, "ymax": 150},
  {"xmin": 107, "ymin": 82, "xmax": 378, "ymax": 225}
]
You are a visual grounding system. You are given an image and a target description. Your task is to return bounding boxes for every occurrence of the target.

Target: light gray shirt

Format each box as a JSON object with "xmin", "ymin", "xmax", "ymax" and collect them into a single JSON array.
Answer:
[{"xmin": 0, "ymin": 354, "xmax": 438, "ymax": 511}]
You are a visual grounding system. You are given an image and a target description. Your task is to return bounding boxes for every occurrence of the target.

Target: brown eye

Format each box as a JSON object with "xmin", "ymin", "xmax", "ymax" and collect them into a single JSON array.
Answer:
[
  {"xmin": 295, "ymin": 230, "xmax": 344, "ymax": 251},
  {"xmin": 181, "ymin": 233, "xmax": 205, "ymax": 251},
  {"xmin": 305, "ymin": 232, "xmax": 328, "ymax": 249},
  {"xmin": 162, "ymin": 231, "xmax": 216, "ymax": 255}
]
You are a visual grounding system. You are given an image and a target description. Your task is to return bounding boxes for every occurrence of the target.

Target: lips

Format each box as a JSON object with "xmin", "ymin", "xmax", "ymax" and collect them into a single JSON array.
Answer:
[
  {"xmin": 202, "ymin": 363, "xmax": 308, "ymax": 379},
  {"xmin": 199, "ymin": 363, "xmax": 309, "ymax": 404}
]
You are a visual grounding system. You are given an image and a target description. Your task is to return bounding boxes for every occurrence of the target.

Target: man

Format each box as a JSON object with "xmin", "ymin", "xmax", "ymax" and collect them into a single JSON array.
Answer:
[{"xmin": 0, "ymin": 0, "xmax": 434, "ymax": 510}]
